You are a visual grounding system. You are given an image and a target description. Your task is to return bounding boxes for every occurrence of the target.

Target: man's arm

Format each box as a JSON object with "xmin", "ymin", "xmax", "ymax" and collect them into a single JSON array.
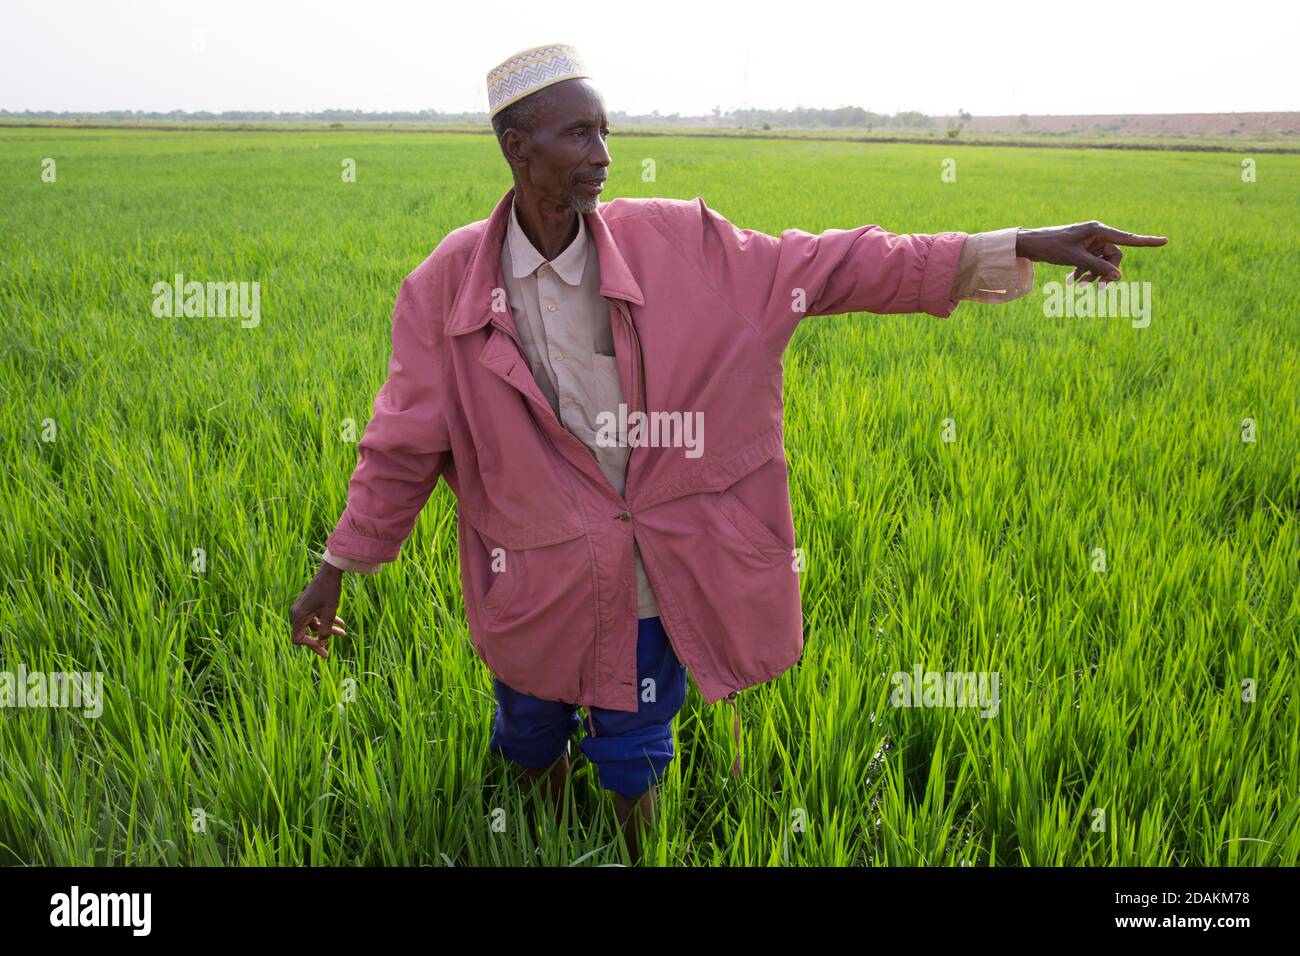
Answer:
[
  {"xmin": 324, "ymin": 256, "xmax": 454, "ymax": 567},
  {"xmin": 653, "ymin": 196, "xmax": 968, "ymax": 357},
  {"xmin": 659, "ymin": 200, "xmax": 1166, "ymax": 356}
]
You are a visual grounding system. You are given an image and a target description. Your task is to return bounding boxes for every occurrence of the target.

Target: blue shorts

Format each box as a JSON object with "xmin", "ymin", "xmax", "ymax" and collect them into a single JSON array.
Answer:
[{"xmin": 489, "ymin": 615, "xmax": 688, "ymax": 800}]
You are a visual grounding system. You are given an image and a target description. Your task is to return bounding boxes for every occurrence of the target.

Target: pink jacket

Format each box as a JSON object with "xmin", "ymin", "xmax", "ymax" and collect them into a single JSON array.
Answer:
[{"xmin": 325, "ymin": 185, "xmax": 967, "ymax": 742}]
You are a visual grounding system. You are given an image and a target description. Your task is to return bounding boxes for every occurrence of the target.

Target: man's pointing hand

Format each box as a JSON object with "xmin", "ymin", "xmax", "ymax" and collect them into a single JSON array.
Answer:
[{"xmin": 1015, "ymin": 220, "xmax": 1168, "ymax": 285}]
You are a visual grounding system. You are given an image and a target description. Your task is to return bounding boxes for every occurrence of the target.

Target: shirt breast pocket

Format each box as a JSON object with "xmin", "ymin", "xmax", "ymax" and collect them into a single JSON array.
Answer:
[{"xmin": 590, "ymin": 351, "xmax": 626, "ymax": 428}]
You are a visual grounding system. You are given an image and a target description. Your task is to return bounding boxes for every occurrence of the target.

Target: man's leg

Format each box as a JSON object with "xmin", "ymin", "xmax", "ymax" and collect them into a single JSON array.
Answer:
[
  {"xmin": 489, "ymin": 676, "xmax": 580, "ymax": 822},
  {"xmin": 611, "ymin": 787, "xmax": 658, "ymax": 863},
  {"xmin": 578, "ymin": 616, "xmax": 688, "ymax": 863}
]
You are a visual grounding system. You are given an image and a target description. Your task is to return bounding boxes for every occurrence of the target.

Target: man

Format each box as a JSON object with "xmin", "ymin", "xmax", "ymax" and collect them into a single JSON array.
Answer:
[{"xmin": 289, "ymin": 42, "xmax": 1166, "ymax": 863}]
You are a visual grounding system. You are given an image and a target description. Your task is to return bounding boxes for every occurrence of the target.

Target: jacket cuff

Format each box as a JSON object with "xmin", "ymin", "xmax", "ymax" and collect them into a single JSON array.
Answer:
[
  {"xmin": 323, "ymin": 524, "xmax": 400, "ymax": 565},
  {"xmin": 950, "ymin": 227, "xmax": 1035, "ymax": 303},
  {"xmin": 920, "ymin": 231, "xmax": 970, "ymax": 317},
  {"xmin": 323, "ymin": 547, "xmax": 383, "ymax": 574}
]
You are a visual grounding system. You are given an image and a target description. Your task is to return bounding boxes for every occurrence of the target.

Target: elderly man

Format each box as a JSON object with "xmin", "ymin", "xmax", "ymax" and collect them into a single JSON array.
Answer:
[{"xmin": 289, "ymin": 42, "xmax": 1166, "ymax": 863}]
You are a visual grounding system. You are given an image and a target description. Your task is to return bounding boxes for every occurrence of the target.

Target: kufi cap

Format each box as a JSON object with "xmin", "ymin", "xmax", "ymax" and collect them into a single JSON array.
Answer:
[{"xmin": 487, "ymin": 43, "xmax": 591, "ymax": 119}]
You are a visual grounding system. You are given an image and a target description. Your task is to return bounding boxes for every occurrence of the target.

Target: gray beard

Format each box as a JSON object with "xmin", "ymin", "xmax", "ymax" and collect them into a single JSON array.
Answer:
[{"xmin": 571, "ymin": 190, "xmax": 599, "ymax": 214}]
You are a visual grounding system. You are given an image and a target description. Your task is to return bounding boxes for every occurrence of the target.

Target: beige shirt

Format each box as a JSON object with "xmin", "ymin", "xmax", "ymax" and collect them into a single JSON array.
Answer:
[
  {"xmin": 493, "ymin": 200, "xmax": 662, "ymax": 617},
  {"xmin": 325, "ymin": 204, "xmax": 1035, "ymax": 618}
]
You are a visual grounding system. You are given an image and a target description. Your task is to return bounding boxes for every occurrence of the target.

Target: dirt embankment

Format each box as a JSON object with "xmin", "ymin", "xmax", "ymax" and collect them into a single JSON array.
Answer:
[{"xmin": 938, "ymin": 112, "xmax": 1298, "ymax": 137}]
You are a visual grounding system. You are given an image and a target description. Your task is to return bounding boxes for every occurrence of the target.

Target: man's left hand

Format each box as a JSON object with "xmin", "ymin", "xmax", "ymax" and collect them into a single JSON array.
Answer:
[{"xmin": 1016, "ymin": 221, "xmax": 1168, "ymax": 285}]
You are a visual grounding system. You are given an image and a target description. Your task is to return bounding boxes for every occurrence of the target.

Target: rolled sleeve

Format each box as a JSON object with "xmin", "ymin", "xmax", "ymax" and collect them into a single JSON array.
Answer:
[{"xmin": 950, "ymin": 227, "xmax": 1035, "ymax": 304}]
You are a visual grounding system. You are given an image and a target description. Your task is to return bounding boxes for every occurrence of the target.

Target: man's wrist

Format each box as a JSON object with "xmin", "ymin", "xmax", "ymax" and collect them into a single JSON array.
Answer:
[
  {"xmin": 1015, "ymin": 227, "xmax": 1034, "ymax": 259},
  {"xmin": 1014, "ymin": 227, "xmax": 1051, "ymax": 262}
]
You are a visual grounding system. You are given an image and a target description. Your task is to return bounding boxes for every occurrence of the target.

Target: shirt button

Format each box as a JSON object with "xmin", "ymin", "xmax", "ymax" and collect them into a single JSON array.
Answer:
[
  {"xmin": 547, "ymin": 304, "xmax": 557, "ymax": 312},
  {"xmin": 554, "ymin": 352, "xmax": 564, "ymax": 361}
]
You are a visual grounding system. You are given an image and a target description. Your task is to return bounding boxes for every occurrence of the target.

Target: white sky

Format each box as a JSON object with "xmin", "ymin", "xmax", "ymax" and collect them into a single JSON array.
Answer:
[{"xmin": 2, "ymin": 0, "xmax": 1297, "ymax": 116}]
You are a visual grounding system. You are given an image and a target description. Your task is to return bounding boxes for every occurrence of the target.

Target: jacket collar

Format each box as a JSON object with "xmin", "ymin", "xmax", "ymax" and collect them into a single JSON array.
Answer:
[{"xmin": 445, "ymin": 186, "xmax": 644, "ymax": 336}]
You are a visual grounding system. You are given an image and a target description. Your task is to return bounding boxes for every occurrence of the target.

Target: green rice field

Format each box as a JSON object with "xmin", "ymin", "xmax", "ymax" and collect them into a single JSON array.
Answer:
[{"xmin": 1, "ymin": 128, "xmax": 1296, "ymax": 865}]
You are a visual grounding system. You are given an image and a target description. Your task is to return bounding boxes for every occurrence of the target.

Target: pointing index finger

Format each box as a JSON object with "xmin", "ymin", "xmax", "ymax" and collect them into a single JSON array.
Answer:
[{"xmin": 1099, "ymin": 226, "xmax": 1168, "ymax": 246}]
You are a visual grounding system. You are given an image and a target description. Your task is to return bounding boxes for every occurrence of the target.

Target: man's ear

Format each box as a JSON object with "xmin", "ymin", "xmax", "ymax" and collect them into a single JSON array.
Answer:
[{"xmin": 501, "ymin": 129, "xmax": 530, "ymax": 172}]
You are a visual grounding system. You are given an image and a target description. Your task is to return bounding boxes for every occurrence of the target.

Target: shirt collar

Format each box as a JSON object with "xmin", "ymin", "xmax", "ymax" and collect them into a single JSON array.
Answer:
[{"xmin": 507, "ymin": 197, "xmax": 588, "ymax": 286}]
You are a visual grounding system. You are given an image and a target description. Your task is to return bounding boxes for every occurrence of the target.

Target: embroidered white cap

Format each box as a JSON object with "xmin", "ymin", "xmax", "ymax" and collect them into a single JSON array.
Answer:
[{"xmin": 487, "ymin": 43, "xmax": 591, "ymax": 119}]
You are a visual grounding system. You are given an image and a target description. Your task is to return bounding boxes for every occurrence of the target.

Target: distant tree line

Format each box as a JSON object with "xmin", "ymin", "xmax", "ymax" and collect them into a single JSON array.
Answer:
[
  {"xmin": 727, "ymin": 106, "xmax": 934, "ymax": 129},
  {"xmin": 0, "ymin": 106, "xmax": 940, "ymax": 129},
  {"xmin": 0, "ymin": 108, "xmax": 487, "ymax": 123}
]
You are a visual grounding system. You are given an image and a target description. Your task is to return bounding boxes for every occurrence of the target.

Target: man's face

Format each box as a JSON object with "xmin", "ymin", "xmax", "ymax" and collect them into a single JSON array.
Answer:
[{"xmin": 510, "ymin": 79, "xmax": 610, "ymax": 214}]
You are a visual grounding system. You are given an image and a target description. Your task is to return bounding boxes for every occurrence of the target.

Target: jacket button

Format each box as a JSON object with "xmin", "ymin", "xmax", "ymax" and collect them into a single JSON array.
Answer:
[{"xmin": 615, "ymin": 511, "xmax": 630, "ymax": 521}]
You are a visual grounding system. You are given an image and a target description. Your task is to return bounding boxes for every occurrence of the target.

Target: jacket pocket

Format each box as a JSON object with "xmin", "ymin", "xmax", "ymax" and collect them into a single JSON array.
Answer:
[
  {"xmin": 715, "ymin": 487, "xmax": 791, "ymax": 564},
  {"xmin": 460, "ymin": 517, "xmax": 594, "ymax": 706},
  {"xmin": 482, "ymin": 550, "xmax": 523, "ymax": 620},
  {"xmin": 462, "ymin": 511, "xmax": 589, "ymax": 624},
  {"xmin": 471, "ymin": 527, "xmax": 526, "ymax": 621}
]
